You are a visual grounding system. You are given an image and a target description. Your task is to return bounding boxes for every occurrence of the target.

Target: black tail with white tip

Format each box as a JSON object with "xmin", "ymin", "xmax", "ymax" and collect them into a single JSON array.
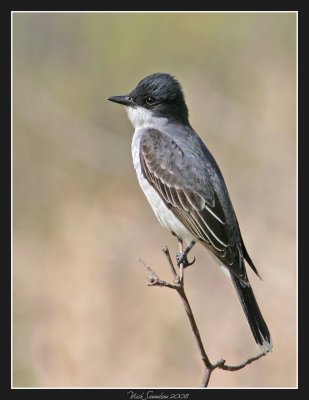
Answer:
[{"xmin": 231, "ymin": 275, "xmax": 273, "ymax": 354}]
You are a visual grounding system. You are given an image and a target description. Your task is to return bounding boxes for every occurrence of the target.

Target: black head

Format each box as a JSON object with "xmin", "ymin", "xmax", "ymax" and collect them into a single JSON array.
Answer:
[{"xmin": 108, "ymin": 73, "xmax": 189, "ymax": 125}]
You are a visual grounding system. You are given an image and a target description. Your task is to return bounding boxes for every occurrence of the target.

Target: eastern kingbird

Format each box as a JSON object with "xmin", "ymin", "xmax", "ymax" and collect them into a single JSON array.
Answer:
[{"xmin": 108, "ymin": 73, "xmax": 272, "ymax": 353}]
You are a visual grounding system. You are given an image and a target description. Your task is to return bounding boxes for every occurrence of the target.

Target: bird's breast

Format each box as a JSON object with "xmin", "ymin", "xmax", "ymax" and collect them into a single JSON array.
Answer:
[{"xmin": 131, "ymin": 129, "xmax": 195, "ymax": 244}]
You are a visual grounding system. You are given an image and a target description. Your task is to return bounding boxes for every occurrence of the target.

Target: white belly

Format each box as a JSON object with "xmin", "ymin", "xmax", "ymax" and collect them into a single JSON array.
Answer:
[{"xmin": 132, "ymin": 130, "xmax": 195, "ymax": 245}]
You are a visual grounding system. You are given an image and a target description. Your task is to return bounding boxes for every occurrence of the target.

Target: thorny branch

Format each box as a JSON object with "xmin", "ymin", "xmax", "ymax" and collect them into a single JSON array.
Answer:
[{"xmin": 138, "ymin": 246, "xmax": 267, "ymax": 387}]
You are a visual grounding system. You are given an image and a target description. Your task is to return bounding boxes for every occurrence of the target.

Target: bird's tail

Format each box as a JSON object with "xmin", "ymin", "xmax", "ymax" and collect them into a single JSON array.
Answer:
[{"xmin": 231, "ymin": 274, "xmax": 273, "ymax": 354}]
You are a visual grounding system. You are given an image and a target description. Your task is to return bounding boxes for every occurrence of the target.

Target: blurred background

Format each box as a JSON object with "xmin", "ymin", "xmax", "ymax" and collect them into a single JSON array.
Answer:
[{"xmin": 13, "ymin": 12, "xmax": 296, "ymax": 388}]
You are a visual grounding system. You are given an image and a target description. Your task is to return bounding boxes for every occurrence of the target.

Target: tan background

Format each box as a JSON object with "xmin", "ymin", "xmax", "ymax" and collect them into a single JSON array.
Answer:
[{"xmin": 13, "ymin": 12, "xmax": 296, "ymax": 388}]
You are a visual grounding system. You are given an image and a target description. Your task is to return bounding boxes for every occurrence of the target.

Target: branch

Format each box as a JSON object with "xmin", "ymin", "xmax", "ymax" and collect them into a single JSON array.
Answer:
[{"xmin": 138, "ymin": 247, "xmax": 267, "ymax": 387}]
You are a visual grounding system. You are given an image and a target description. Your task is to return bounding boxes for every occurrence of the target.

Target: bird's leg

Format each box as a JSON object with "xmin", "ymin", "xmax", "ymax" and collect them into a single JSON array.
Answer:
[{"xmin": 176, "ymin": 240, "xmax": 196, "ymax": 268}]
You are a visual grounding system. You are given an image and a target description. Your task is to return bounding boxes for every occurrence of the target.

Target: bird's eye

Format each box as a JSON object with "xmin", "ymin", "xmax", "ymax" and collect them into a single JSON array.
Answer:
[{"xmin": 145, "ymin": 96, "xmax": 156, "ymax": 106}]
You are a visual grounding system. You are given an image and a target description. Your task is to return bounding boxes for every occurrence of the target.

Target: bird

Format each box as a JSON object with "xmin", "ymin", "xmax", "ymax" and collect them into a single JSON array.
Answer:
[{"xmin": 108, "ymin": 72, "xmax": 272, "ymax": 353}]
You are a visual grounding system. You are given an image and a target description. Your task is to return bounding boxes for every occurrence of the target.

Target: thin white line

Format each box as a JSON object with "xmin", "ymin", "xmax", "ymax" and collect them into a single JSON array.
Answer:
[
  {"xmin": 295, "ymin": 11, "xmax": 298, "ymax": 389},
  {"xmin": 11, "ymin": 10, "xmax": 298, "ymax": 389},
  {"xmin": 205, "ymin": 204, "xmax": 225, "ymax": 224},
  {"xmin": 187, "ymin": 211, "xmax": 211, "ymax": 243},
  {"xmin": 190, "ymin": 212, "xmax": 227, "ymax": 250},
  {"xmin": 11, "ymin": 11, "xmax": 298, "ymax": 14},
  {"xmin": 11, "ymin": 11, "xmax": 14, "ymax": 389},
  {"xmin": 12, "ymin": 386, "xmax": 298, "ymax": 389},
  {"xmin": 201, "ymin": 217, "xmax": 228, "ymax": 247}
]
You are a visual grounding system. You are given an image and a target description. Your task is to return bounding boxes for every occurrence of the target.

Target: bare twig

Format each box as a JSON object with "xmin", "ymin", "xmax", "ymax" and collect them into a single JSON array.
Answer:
[
  {"xmin": 138, "ymin": 257, "xmax": 177, "ymax": 289},
  {"xmin": 217, "ymin": 352, "xmax": 266, "ymax": 371},
  {"xmin": 161, "ymin": 246, "xmax": 179, "ymax": 283},
  {"xmin": 138, "ymin": 247, "xmax": 268, "ymax": 387}
]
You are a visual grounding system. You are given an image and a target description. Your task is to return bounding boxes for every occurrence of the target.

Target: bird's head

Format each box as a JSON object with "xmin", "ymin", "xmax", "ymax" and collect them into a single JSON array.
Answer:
[{"xmin": 108, "ymin": 72, "xmax": 189, "ymax": 128}]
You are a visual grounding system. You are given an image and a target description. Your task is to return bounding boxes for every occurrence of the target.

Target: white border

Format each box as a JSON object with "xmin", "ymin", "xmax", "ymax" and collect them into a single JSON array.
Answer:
[{"xmin": 11, "ymin": 10, "xmax": 298, "ymax": 390}]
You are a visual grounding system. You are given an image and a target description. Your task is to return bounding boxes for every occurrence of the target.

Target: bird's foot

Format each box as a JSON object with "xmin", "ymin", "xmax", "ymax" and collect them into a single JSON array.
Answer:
[{"xmin": 176, "ymin": 252, "xmax": 196, "ymax": 268}]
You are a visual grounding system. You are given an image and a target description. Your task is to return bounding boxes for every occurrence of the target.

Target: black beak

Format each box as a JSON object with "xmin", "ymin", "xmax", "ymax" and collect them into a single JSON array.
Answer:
[{"xmin": 107, "ymin": 95, "xmax": 134, "ymax": 106}]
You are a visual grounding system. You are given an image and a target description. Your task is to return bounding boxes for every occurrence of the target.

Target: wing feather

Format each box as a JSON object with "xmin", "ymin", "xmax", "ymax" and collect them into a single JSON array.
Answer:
[{"xmin": 139, "ymin": 128, "xmax": 248, "ymax": 281}]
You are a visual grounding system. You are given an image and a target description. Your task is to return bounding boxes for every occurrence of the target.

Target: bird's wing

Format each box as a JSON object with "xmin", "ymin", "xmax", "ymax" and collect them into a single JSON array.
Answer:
[{"xmin": 140, "ymin": 128, "xmax": 247, "ymax": 281}]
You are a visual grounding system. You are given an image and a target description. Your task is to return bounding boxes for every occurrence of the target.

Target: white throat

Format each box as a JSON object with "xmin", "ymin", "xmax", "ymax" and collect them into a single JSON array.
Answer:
[{"xmin": 126, "ymin": 106, "xmax": 167, "ymax": 129}]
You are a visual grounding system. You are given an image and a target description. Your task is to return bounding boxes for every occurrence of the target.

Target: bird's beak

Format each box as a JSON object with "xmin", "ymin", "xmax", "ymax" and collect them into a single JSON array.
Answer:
[{"xmin": 107, "ymin": 95, "xmax": 134, "ymax": 106}]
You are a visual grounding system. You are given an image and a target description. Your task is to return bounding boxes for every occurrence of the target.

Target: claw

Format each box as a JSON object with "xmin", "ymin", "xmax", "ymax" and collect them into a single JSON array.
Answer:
[
  {"xmin": 176, "ymin": 253, "xmax": 196, "ymax": 268},
  {"xmin": 185, "ymin": 256, "xmax": 196, "ymax": 267}
]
